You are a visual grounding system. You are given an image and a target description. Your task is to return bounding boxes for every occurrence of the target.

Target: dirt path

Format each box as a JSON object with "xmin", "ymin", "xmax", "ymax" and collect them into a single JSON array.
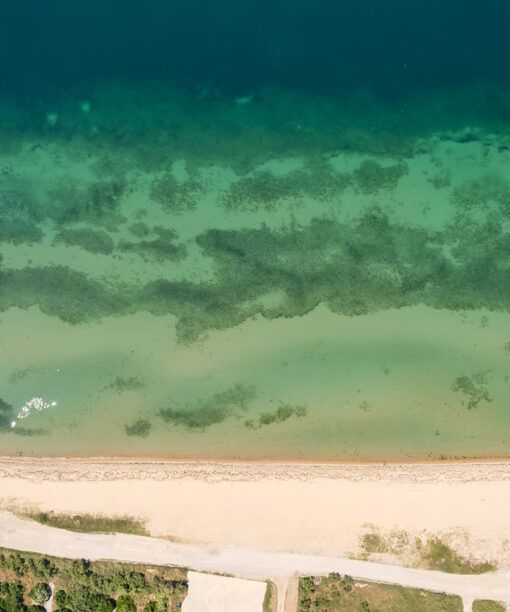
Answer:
[{"xmin": 1, "ymin": 511, "xmax": 509, "ymax": 608}]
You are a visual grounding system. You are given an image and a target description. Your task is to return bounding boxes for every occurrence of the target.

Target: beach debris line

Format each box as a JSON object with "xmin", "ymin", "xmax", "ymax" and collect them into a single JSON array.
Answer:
[{"xmin": 10, "ymin": 397, "xmax": 57, "ymax": 428}]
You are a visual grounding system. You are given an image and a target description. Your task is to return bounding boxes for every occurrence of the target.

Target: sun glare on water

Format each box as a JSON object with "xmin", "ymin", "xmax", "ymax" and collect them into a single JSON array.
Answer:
[{"xmin": 10, "ymin": 397, "xmax": 57, "ymax": 428}]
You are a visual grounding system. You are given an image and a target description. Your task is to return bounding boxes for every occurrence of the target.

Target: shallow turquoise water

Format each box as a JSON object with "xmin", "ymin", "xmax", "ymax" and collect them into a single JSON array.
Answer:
[{"xmin": 1, "ymin": 82, "xmax": 510, "ymax": 460}]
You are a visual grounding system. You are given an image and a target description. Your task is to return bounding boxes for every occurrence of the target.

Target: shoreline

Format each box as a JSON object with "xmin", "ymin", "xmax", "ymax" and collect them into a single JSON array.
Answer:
[
  {"xmin": 3, "ymin": 456, "xmax": 510, "ymax": 566},
  {"xmin": 3, "ymin": 455, "xmax": 510, "ymax": 483}
]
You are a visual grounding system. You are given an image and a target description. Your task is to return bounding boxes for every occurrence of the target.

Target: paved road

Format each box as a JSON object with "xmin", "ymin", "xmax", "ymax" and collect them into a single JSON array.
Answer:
[{"xmin": 1, "ymin": 512, "xmax": 509, "ymax": 610}]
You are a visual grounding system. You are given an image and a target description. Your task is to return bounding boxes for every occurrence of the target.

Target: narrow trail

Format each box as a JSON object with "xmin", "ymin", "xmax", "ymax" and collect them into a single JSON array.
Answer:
[{"xmin": 1, "ymin": 512, "xmax": 509, "ymax": 609}]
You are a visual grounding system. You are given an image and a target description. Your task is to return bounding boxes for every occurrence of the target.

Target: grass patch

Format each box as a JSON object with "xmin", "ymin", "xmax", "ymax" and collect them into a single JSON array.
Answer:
[
  {"xmin": 263, "ymin": 580, "xmax": 277, "ymax": 612},
  {"xmin": 472, "ymin": 601, "xmax": 506, "ymax": 612},
  {"xmin": 21, "ymin": 511, "xmax": 149, "ymax": 536},
  {"xmin": 423, "ymin": 538, "xmax": 497, "ymax": 574},
  {"xmin": 298, "ymin": 573, "xmax": 463, "ymax": 612},
  {"xmin": 360, "ymin": 532, "xmax": 388, "ymax": 554},
  {"xmin": 359, "ymin": 528, "xmax": 497, "ymax": 574}
]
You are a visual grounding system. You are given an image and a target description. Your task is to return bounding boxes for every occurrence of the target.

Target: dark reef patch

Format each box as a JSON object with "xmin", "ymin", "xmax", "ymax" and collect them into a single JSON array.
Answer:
[
  {"xmin": 221, "ymin": 158, "xmax": 405, "ymax": 212},
  {"xmin": 2, "ymin": 196, "xmax": 510, "ymax": 343},
  {"xmin": 127, "ymin": 222, "xmax": 150, "ymax": 238},
  {"xmin": 45, "ymin": 178, "xmax": 127, "ymax": 228},
  {"xmin": 103, "ymin": 377, "xmax": 146, "ymax": 393},
  {"xmin": 150, "ymin": 174, "xmax": 202, "ymax": 212},
  {"xmin": 244, "ymin": 403, "xmax": 307, "ymax": 429},
  {"xmin": 452, "ymin": 174, "xmax": 510, "ymax": 213},
  {"xmin": 0, "ymin": 190, "xmax": 44, "ymax": 244},
  {"xmin": 451, "ymin": 372, "xmax": 492, "ymax": 410},
  {"xmin": 12, "ymin": 426, "xmax": 48, "ymax": 437},
  {"xmin": 0, "ymin": 398, "xmax": 14, "ymax": 430},
  {"xmin": 117, "ymin": 226, "xmax": 186, "ymax": 262},
  {"xmin": 352, "ymin": 160, "xmax": 408, "ymax": 194},
  {"xmin": 0, "ymin": 265, "xmax": 127, "ymax": 325},
  {"xmin": 125, "ymin": 419, "xmax": 152, "ymax": 437},
  {"xmin": 159, "ymin": 384, "xmax": 256, "ymax": 430},
  {"xmin": 53, "ymin": 228, "xmax": 115, "ymax": 255}
]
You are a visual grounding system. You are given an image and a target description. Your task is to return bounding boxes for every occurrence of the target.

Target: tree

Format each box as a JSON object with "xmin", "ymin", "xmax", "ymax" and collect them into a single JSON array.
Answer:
[
  {"xmin": 0, "ymin": 582, "xmax": 26, "ymax": 612},
  {"xmin": 28, "ymin": 583, "xmax": 51, "ymax": 605},
  {"xmin": 116, "ymin": 595, "xmax": 136, "ymax": 612},
  {"xmin": 55, "ymin": 590, "xmax": 68, "ymax": 607}
]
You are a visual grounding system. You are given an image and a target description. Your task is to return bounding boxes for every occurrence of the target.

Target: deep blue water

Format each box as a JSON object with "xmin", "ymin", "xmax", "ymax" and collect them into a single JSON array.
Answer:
[{"xmin": 1, "ymin": 0, "xmax": 510, "ymax": 98}]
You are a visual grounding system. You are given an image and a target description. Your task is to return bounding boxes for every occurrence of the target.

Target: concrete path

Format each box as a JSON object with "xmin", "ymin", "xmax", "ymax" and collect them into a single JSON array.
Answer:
[
  {"xmin": 1, "ymin": 512, "xmax": 509, "ymax": 609},
  {"xmin": 45, "ymin": 581, "xmax": 55, "ymax": 612},
  {"xmin": 181, "ymin": 571, "xmax": 266, "ymax": 612}
]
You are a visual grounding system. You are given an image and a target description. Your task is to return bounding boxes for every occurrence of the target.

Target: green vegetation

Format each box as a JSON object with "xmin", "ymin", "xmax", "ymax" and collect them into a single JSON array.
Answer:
[
  {"xmin": 423, "ymin": 539, "xmax": 496, "ymax": 574},
  {"xmin": 28, "ymin": 583, "xmax": 50, "ymax": 605},
  {"xmin": 263, "ymin": 580, "xmax": 277, "ymax": 612},
  {"xmin": 24, "ymin": 511, "xmax": 148, "ymax": 536},
  {"xmin": 0, "ymin": 547, "xmax": 187, "ymax": 612},
  {"xmin": 472, "ymin": 600, "xmax": 506, "ymax": 612},
  {"xmin": 245, "ymin": 403, "xmax": 307, "ymax": 429},
  {"xmin": 53, "ymin": 228, "xmax": 115, "ymax": 255},
  {"xmin": 160, "ymin": 384, "xmax": 256, "ymax": 430},
  {"xmin": 360, "ymin": 532, "xmax": 388, "ymax": 554},
  {"xmin": 125, "ymin": 419, "xmax": 152, "ymax": 437},
  {"xmin": 115, "ymin": 595, "xmax": 136, "ymax": 611},
  {"xmin": 55, "ymin": 590, "xmax": 68, "ymax": 607},
  {"xmin": 359, "ymin": 529, "xmax": 497, "ymax": 574},
  {"xmin": 298, "ymin": 573, "xmax": 463, "ymax": 611}
]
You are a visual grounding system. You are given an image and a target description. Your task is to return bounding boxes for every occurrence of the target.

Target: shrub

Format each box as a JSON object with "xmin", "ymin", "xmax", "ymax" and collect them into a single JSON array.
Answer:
[
  {"xmin": 55, "ymin": 589, "xmax": 68, "ymax": 607},
  {"xmin": 424, "ymin": 538, "xmax": 496, "ymax": 574},
  {"xmin": 116, "ymin": 595, "xmax": 136, "ymax": 612},
  {"xmin": 28, "ymin": 582, "xmax": 51, "ymax": 604}
]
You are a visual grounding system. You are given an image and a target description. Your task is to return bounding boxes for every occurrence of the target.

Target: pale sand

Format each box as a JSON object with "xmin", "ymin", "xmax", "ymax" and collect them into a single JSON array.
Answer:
[
  {"xmin": 182, "ymin": 572, "xmax": 267, "ymax": 612},
  {"xmin": 1, "ymin": 458, "xmax": 510, "ymax": 568}
]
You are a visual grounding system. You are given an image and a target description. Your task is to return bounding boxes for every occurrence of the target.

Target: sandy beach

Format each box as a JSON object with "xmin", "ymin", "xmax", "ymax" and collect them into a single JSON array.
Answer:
[{"xmin": 1, "ymin": 457, "xmax": 510, "ymax": 569}]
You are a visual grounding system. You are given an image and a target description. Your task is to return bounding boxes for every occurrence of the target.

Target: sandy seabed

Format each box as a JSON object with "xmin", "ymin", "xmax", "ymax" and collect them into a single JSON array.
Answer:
[{"xmin": 1, "ymin": 457, "xmax": 510, "ymax": 568}]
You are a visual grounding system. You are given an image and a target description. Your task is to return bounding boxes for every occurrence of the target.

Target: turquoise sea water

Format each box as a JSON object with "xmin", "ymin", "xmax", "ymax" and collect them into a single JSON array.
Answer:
[{"xmin": 1, "ymin": 3, "xmax": 510, "ymax": 459}]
